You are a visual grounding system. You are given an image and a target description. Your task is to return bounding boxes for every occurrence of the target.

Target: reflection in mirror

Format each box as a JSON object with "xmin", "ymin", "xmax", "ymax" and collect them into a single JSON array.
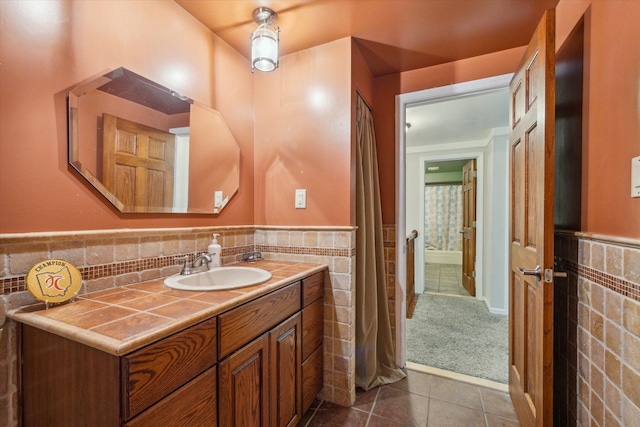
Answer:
[{"xmin": 68, "ymin": 67, "xmax": 240, "ymax": 213}]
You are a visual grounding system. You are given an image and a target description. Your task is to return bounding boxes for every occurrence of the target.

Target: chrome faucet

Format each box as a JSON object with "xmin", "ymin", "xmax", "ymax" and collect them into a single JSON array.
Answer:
[{"xmin": 174, "ymin": 253, "xmax": 212, "ymax": 275}]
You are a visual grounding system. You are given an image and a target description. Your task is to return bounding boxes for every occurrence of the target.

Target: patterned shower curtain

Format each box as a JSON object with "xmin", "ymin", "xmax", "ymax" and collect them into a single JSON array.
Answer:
[{"xmin": 424, "ymin": 185, "xmax": 463, "ymax": 251}]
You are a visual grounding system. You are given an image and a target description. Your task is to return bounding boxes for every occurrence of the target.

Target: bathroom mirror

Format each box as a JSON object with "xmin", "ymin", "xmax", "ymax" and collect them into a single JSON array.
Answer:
[{"xmin": 68, "ymin": 67, "xmax": 239, "ymax": 213}]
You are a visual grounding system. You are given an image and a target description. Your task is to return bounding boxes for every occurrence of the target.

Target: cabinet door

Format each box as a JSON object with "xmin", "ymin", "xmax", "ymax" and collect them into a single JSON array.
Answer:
[
  {"xmin": 302, "ymin": 298, "xmax": 323, "ymax": 360},
  {"xmin": 302, "ymin": 346, "xmax": 323, "ymax": 414},
  {"xmin": 218, "ymin": 333, "xmax": 269, "ymax": 427},
  {"xmin": 269, "ymin": 313, "xmax": 302, "ymax": 427}
]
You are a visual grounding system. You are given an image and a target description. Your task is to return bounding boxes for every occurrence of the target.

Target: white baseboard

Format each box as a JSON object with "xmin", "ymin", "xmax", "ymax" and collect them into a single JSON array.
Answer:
[{"xmin": 483, "ymin": 297, "xmax": 508, "ymax": 315}]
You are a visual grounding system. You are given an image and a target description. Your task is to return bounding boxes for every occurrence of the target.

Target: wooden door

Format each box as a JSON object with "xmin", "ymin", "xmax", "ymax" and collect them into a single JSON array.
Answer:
[
  {"xmin": 218, "ymin": 333, "xmax": 270, "ymax": 427},
  {"xmin": 269, "ymin": 313, "xmax": 302, "ymax": 427},
  {"xmin": 102, "ymin": 114, "xmax": 175, "ymax": 210},
  {"xmin": 462, "ymin": 159, "xmax": 477, "ymax": 296},
  {"xmin": 508, "ymin": 9, "xmax": 555, "ymax": 427}
]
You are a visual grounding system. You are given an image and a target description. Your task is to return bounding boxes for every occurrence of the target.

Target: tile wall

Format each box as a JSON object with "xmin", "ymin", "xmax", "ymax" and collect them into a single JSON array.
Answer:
[
  {"xmin": 383, "ymin": 224, "xmax": 397, "ymax": 344},
  {"xmin": 11, "ymin": 225, "xmax": 637, "ymax": 425},
  {"xmin": 0, "ymin": 225, "xmax": 356, "ymax": 427},
  {"xmin": 554, "ymin": 231, "xmax": 581, "ymax": 426},
  {"xmin": 556, "ymin": 232, "xmax": 640, "ymax": 426},
  {"xmin": 253, "ymin": 227, "xmax": 357, "ymax": 407}
]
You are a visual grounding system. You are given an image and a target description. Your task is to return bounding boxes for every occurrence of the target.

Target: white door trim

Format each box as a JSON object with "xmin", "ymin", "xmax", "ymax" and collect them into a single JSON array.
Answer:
[{"xmin": 395, "ymin": 73, "xmax": 513, "ymax": 368}]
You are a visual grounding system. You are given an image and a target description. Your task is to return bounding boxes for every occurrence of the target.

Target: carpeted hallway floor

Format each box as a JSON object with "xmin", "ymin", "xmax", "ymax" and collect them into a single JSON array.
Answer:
[{"xmin": 406, "ymin": 292, "xmax": 509, "ymax": 384}]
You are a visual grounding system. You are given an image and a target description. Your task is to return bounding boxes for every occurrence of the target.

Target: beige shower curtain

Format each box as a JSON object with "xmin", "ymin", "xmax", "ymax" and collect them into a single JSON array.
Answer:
[{"xmin": 355, "ymin": 94, "xmax": 405, "ymax": 391}]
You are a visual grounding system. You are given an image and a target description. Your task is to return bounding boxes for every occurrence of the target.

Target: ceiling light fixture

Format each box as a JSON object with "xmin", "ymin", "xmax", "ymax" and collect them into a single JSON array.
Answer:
[{"xmin": 251, "ymin": 7, "xmax": 279, "ymax": 73}]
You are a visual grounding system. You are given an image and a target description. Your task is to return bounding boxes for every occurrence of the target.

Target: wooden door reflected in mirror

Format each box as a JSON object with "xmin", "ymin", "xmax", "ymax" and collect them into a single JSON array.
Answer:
[{"xmin": 68, "ymin": 67, "xmax": 239, "ymax": 214}]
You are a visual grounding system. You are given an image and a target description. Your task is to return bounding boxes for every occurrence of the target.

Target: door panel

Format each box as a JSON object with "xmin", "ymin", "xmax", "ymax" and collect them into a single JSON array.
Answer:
[
  {"xmin": 102, "ymin": 114, "xmax": 175, "ymax": 210},
  {"xmin": 218, "ymin": 334, "xmax": 269, "ymax": 427},
  {"xmin": 508, "ymin": 9, "xmax": 555, "ymax": 427},
  {"xmin": 462, "ymin": 159, "xmax": 476, "ymax": 296},
  {"xmin": 270, "ymin": 314, "xmax": 302, "ymax": 427}
]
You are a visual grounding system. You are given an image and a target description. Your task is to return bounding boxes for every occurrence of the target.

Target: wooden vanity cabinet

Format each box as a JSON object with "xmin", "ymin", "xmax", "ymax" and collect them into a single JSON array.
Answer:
[
  {"xmin": 216, "ymin": 272, "xmax": 325, "ymax": 426},
  {"xmin": 216, "ymin": 271, "xmax": 326, "ymax": 427},
  {"xmin": 218, "ymin": 282, "xmax": 303, "ymax": 427},
  {"xmin": 301, "ymin": 272, "xmax": 325, "ymax": 413},
  {"xmin": 20, "ymin": 270, "xmax": 325, "ymax": 427},
  {"xmin": 21, "ymin": 317, "xmax": 218, "ymax": 427}
]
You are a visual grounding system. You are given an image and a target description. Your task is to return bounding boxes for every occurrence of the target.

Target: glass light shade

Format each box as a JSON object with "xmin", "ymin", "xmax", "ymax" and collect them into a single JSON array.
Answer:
[{"xmin": 251, "ymin": 24, "xmax": 279, "ymax": 72}]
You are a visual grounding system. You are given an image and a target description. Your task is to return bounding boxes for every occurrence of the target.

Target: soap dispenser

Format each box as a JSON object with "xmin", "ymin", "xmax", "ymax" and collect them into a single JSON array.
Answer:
[{"xmin": 208, "ymin": 234, "xmax": 222, "ymax": 267}]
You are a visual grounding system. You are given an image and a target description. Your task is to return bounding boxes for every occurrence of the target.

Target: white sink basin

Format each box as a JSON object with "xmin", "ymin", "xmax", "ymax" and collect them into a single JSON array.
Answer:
[{"xmin": 164, "ymin": 266, "xmax": 272, "ymax": 291}]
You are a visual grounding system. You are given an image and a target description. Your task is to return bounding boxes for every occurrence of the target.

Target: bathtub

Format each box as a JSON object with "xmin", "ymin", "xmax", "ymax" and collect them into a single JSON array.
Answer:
[{"xmin": 424, "ymin": 249, "xmax": 462, "ymax": 265}]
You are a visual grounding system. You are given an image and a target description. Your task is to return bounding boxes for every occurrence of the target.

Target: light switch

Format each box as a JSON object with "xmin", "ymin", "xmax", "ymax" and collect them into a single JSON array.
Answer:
[
  {"xmin": 633, "ymin": 156, "xmax": 640, "ymax": 198},
  {"xmin": 295, "ymin": 189, "xmax": 307, "ymax": 209},
  {"xmin": 214, "ymin": 191, "xmax": 223, "ymax": 207}
]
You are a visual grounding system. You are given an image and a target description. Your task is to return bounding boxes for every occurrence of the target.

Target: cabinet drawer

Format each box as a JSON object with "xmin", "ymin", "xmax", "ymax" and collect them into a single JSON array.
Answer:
[
  {"xmin": 219, "ymin": 282, "xmax": 301, "ymax": 358},
  {"xmin": 302, "ymin": 272, "xmax": 324, "ymax": 307},
  {"xmin": 302, "ymin": 298, "xmax": 323, "ymax": 360},
  {"xmin": 125, "ymin": 366, "xmax": 217, "ymax": 427},
  {"xmin": 302, "ymin": 346, "xmax": 323, "ymax": 413},
  {"xmin": 123, "ymin": 317, "xmax": 217, "ymax": 419}
]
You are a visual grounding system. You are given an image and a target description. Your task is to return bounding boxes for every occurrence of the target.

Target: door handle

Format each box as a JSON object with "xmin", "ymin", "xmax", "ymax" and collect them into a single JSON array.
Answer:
[{"xmin": 517, "ymin": 265, "xmax": 541, "ymax": 279}]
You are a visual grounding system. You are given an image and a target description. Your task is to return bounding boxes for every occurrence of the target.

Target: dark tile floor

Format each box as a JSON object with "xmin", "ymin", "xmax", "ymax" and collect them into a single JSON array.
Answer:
[
  {"xmin": 425, "ymin": 263, "xmax": 471, "ymax": 297},
  {"xmin": 299, "ymin": 369, "xmax": 520, "ymax": 427}
]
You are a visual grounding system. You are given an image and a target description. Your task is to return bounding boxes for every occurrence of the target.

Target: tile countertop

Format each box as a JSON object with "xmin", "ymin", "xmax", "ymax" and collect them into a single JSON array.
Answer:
[{"xmin": 8, "ymin": 260, "xmax": 327, "ymax": 356}]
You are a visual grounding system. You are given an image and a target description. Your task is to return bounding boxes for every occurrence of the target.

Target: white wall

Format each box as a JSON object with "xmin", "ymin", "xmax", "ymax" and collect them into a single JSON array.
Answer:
[{"xmin": 482, "ymin": 129, "xmax": 510, "ymax": 314}]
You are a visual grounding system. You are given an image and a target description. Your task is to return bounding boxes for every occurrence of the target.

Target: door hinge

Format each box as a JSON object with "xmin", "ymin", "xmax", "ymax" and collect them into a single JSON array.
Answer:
[
  {"xmin": 472, "ymin": 271, "xmax": 476, "ymax": 278},
  {"xmin": 472, "ymin": 221, "xmax": 477, "ymax": 228},
  {"xmin": 473, "ymin": 171, "xmax": 477, "ymax": 178}
]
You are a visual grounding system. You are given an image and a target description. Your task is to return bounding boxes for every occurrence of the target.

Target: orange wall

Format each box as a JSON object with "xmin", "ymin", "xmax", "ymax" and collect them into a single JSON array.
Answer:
[
  {"xmin": 4, "ymin": 1, "xmax": 637, "ymax": 237},
  {"xmin": 372, "ymin": 0, "xmax": 640, "ymax": 238},
  {"xmin": 253, "ymin": 38, "xmax": 352, "ymax": 226},
  {"xmin": 371, "ymin": 47, "xmax": 526, "ymax": 223},
  {"xmin": 351, "ymin": 41, "xmax": 376, "ymax": 226},
  {"xmin": 0, "ymin": 0, "xmax": 254, "ymax": 233},
  {"xmin": 562, "ymin": 0, "xmax": 640, "ymax": 237}
]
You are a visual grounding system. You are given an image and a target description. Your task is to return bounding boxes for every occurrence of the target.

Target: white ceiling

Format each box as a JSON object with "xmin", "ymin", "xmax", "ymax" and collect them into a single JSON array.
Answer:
[{"xmin": 405, "ymin": 87, "xmax": 509, "ymax": 148}]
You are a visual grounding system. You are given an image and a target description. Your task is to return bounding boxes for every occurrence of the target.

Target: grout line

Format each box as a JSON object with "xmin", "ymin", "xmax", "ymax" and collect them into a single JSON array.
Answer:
[
  {"xmin": 303, "ymin": 400, "xmax": 322, "ymax": 427},
  {"xmin": 363, "ymin": 387, "xmax": 380, "ymax": 427},
  {"xmin": 425, "ymin": 394, "xmax": 431, "ymax": 426},
  {"xmin": 479, "ymin": 389, "xmax": 490, "ymax": 427}
]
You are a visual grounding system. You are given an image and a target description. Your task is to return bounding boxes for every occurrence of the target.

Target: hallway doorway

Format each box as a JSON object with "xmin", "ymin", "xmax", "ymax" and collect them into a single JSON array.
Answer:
[
  {"xmin": 396, "ymin": 74, "xmax": 512, "ymax": 385},
  {"xmin": 422, "ymin": 158, "xmax": 476, "ymax": 297}
]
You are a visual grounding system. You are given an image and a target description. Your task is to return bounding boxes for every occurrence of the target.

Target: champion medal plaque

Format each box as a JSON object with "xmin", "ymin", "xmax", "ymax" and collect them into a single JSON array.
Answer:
[{"xmin": 26, "ymin": 259, "xmax": 83, "ymax": 304}]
